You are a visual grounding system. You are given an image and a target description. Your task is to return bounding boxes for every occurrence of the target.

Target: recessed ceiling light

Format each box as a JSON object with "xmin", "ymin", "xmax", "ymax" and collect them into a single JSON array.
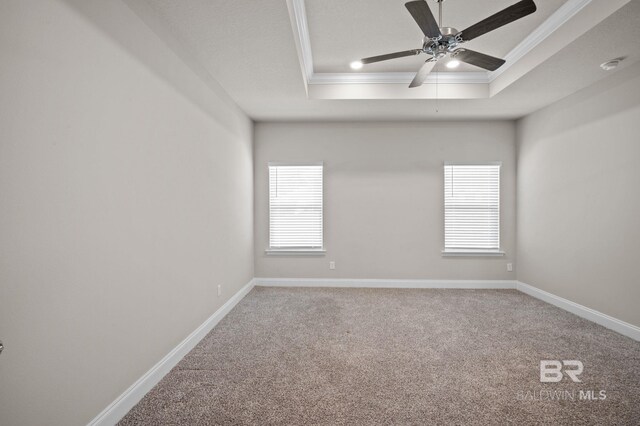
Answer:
[
  {"xmin": 446, "ymin": 60, "xmax": 461, "ymax": 69},
  {"xmin": 350, "ymin": 61, "xmax": 363, "ymax": 70},
  {"xmin": 600, "ymin": 57, "xmax": 625, "ymax": 71}
]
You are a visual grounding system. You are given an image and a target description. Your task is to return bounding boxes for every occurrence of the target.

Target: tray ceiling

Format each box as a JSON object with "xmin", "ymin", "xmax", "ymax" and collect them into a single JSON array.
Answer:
[{"xmin": 127, "ymin": 0, "xmax": 638, "ymax": 119}]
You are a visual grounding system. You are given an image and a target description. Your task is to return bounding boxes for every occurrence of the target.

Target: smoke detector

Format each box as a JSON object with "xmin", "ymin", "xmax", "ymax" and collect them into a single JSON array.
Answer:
[{"xmin": 600, "ymin": 57, "xmax": 625, "ymax": 71}]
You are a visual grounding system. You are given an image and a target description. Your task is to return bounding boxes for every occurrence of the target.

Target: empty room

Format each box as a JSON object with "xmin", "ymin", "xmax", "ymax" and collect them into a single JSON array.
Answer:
[{"xmin": 2, "ymin": 0, "xmax": 640, "ymax": 424}]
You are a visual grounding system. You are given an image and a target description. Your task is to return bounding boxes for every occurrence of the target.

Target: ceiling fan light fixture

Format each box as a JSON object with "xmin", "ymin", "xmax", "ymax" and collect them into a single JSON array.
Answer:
[
  {"xmin": 446, "ymin": 59, "xmax": 461, "ymax": 69},
  {"xmin": 350, "ymin": 60, "xmax": 363, "ymax": 70}
]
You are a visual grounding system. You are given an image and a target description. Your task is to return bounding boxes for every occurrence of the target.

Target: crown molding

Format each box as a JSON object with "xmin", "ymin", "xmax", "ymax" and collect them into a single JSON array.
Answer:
[
  {"xmin": 289, "ymin": 0, "xmax": 314, "ymax": 81},
  {"xmin": 289, "ymin": 0, "xmax": 593, "ymax": 88},
  {"xmin": 488, "ymin": 0, "xmax": 592, "ymax": 82},
  {"xmin": 309, "ymin": 71, "xmax": 489, "ymax": 85}
]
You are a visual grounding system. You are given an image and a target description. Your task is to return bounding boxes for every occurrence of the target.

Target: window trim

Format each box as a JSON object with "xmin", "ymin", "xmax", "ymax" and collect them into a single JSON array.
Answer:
[
  {"xmin": 441, "ymin": 249, "xmax": 506, "ymax": 257},
  {"xmin": 267, "ymin": 161, "xmax": 325, "ymax": 255},
  {"xmin": 265, "ymin": 248, "xmax": 327, "ymax": 256},
  {"xmin": 442, "ymin": 161, "xmax": 504, "ymax": 257}
]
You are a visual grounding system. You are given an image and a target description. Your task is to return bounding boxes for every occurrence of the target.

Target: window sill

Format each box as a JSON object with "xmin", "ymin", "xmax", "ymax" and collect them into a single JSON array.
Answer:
[
  {"xmin": 441, "ymin": 249, "xmax": 506, "ymax": 257},
  {"xmin": 265, "ymin": 248, "xmax": 326, "ymax": 256}
]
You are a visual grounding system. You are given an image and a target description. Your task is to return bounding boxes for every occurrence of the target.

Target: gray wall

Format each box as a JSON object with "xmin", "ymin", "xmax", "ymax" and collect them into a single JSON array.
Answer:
[
  {"xmin": 516, "ymin": 61, "xmax": 640, "ymax": 328},
  {"xmin": 254, "ymin": 121, "xmax": 516, "ymax": 280},
  {"xmin": 0, "ymin": 1, "xmax": 253, "ymax": 425}
]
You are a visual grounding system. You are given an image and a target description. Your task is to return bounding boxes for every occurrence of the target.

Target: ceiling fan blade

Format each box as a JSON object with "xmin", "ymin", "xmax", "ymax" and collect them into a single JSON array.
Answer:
[
  {"xmin": 453, "ymin": 49, "xmax": 506, "ymax": 71},
  {"xmin": 405, "ymin": 1, "xmax": 442, "ymax": 39},
  {"xmin": 361, "ymin": 49, "xmax": 422, "ymax": 65},
  {"xmin": 409, "ymin": 59, "xmax": 437, "ymax": 88},
  {"xmin": 458, "ymin": 0, "xmax": 537, "ymax": 42}
]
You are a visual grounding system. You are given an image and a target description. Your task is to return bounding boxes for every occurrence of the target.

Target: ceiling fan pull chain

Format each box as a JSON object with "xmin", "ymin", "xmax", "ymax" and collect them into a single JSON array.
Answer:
[{"xmin": 436, "ymin": 67, "xmax": 439, "ymax": 113}]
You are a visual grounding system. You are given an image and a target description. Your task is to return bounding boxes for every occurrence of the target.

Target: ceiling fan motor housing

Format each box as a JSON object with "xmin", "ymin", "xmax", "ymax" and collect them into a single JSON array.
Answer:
[{"xmin": 423, "ymin": 27, "xmax": 460, "ymax": 58}]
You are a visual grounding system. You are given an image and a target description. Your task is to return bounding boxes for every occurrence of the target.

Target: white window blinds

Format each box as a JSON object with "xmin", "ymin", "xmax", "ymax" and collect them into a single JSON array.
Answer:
[
  {"xmin": 269, "ymin": 163, "xmax": 323, "ymax": 249},
  {"xmin": 444, "ymin": 163, "xmax": 501, "ymax": 252}
]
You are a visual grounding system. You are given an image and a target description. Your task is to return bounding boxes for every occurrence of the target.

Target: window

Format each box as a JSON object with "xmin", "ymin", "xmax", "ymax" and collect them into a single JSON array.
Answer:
[
  {"xmin": 443, "ymin": 163, "xmax": 503, "ymax": 255},
  {"xmin": 268, "ymin": 163, "xmax": 324, "ymax": 253}
]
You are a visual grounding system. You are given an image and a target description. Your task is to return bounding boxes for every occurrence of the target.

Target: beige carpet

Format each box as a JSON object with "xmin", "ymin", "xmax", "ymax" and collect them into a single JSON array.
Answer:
[{"xmin": 119, "ymin": 287, "xmax": 640, "ymax": 425}]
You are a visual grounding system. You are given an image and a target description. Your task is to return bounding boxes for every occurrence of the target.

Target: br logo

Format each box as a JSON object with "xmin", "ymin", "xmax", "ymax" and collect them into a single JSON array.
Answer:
[{"xmin": 540, "ymin": 360, "xmax": 584, "ymax": 383}]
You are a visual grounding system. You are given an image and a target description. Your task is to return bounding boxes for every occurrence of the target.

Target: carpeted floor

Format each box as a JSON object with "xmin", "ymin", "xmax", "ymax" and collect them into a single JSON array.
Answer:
[{"xmin": 119, "ymin": 287, "xmax": 640, "ymax": 425}]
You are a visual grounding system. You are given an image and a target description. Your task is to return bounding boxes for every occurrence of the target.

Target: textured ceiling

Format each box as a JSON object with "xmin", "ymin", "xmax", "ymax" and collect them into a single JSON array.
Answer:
[
  {"xmin": 127, "ymin": 0, "xmax": 639, "ymax": 121},
  {"xmin": 307, "ymin": 0, "xmax": 566, "ymax": 73}
]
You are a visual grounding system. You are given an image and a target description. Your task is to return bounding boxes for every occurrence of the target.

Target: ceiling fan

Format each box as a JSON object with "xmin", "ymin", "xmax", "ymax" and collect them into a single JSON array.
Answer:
[{"xmin": 357, "ymin": 0, "xmax": 537, "ymax": 88}]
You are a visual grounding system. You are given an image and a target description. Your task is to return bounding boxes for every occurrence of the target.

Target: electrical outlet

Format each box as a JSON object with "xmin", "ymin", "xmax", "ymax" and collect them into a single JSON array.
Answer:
[
  {"xmin": 329, "ymin": 261, "xmax": 336, "ymax": 270},
  {"xmin": 217, "ymin": 284, "xmax": 222, "ymax": 296},
  {"xmin": 507, "ymin": 263, "xmax": 513, "ymax": 272}
]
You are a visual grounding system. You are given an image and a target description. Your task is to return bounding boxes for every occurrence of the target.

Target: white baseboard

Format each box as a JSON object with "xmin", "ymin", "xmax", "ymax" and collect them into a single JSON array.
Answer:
[
  {"xmin": 516, "ymin": 281, "xmax": 640, "ymax": 341},
  {"xmin": 87, "ymin": 279, "xmax": 255, "ymax": 426},
  {"xmin": 254, "ymin": 277, "xmax": 517, "ymax": 289}
]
